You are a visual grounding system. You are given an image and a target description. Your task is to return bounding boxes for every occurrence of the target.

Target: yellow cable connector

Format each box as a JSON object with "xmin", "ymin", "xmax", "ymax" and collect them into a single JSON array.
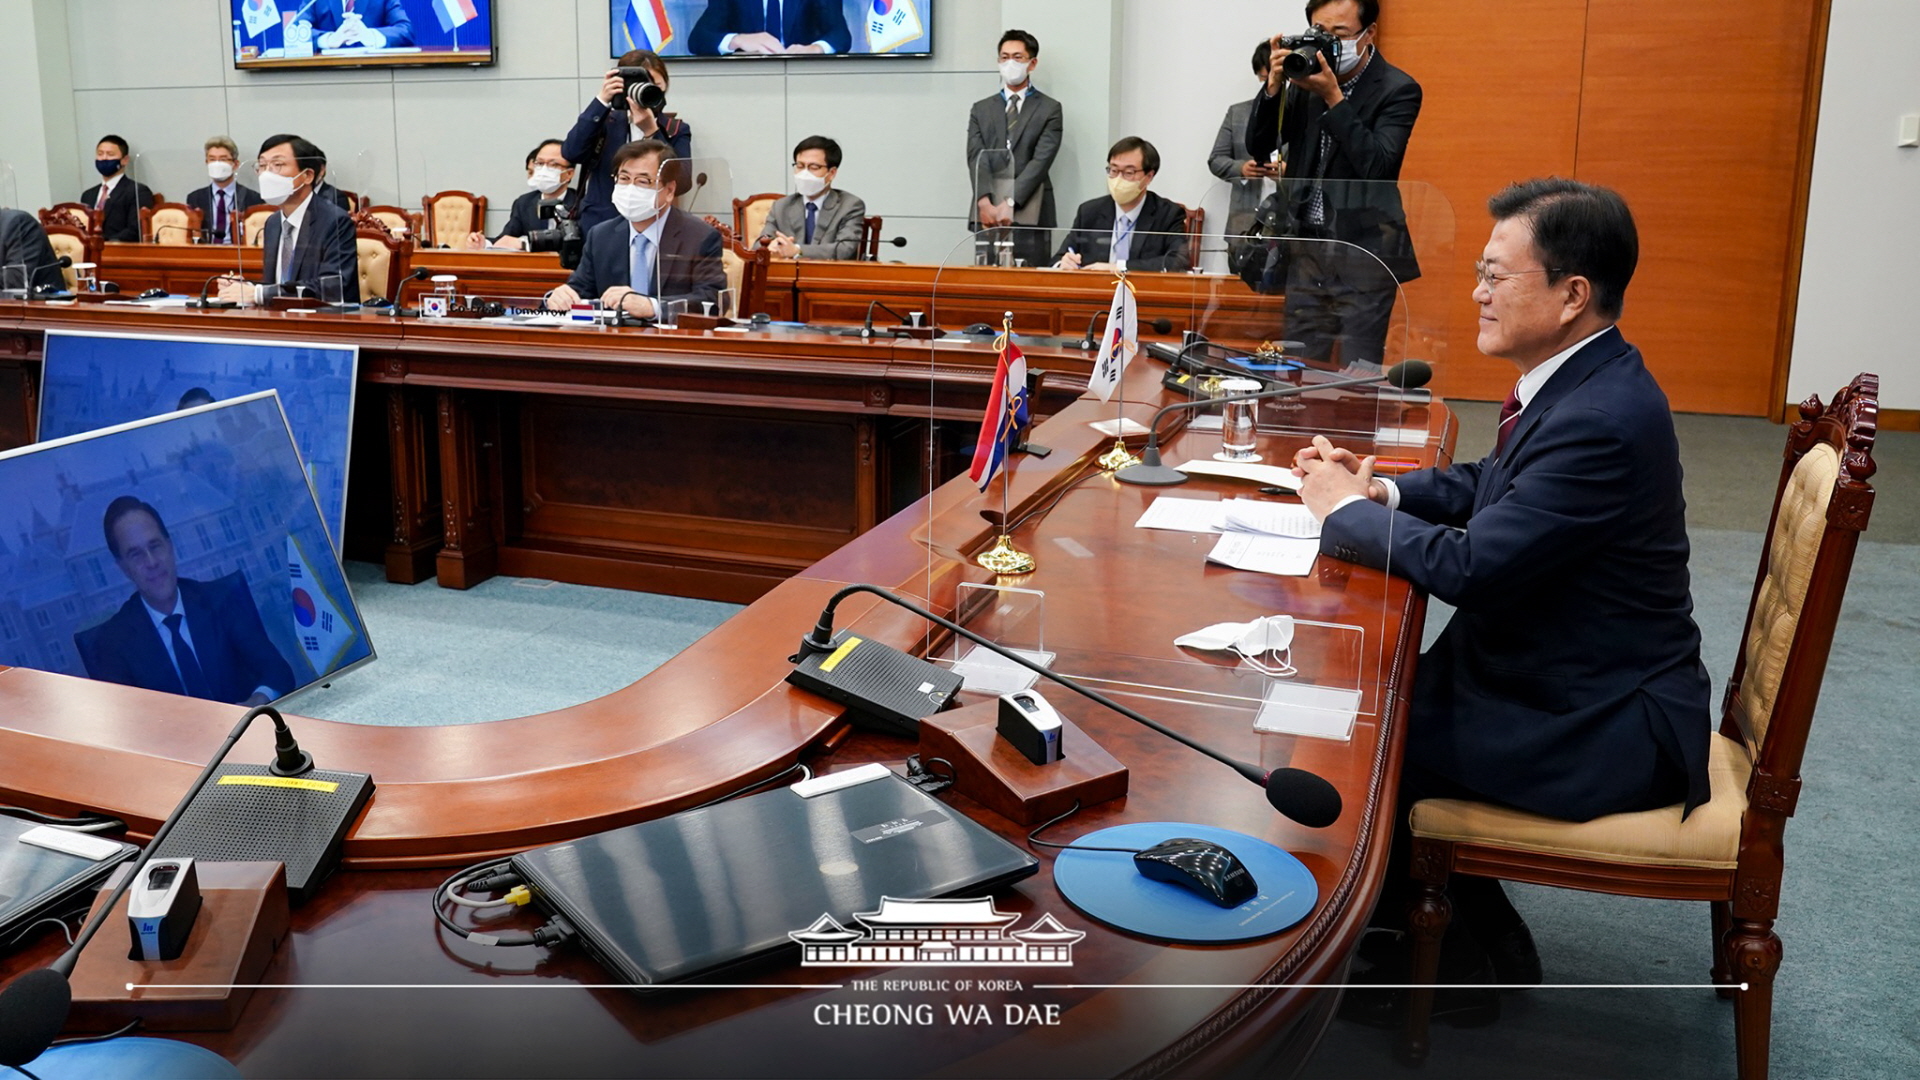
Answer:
[{"xmin": 502, "ymin": 885, "xmax": 532, "ymax": 907}]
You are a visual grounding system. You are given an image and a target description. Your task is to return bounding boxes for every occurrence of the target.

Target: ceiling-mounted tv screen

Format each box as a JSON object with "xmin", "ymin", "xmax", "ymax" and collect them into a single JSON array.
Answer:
[
  {"xmin": 231, "ymin": 0, "xmax": 497, "ymax": 70},
  {"xmin": 611, "ymin": 0, "xmax": 932, "ymax": 59}
]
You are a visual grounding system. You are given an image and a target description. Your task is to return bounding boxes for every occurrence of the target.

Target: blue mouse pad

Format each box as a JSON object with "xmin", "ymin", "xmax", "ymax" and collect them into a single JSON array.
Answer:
[
  {"xmin": 1053, "ymin": 822, "xmax": 1318, "ymax": 944},
  {"xmin": 31, "ymin": 1037, "xmax": 241, "ymax": 1078}
]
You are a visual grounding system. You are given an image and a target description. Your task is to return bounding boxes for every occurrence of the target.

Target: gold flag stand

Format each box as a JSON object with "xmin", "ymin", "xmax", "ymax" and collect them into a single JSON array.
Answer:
[{"xmin": 977, "ymin": 311, "xmax": 1036, "ymax": 575}]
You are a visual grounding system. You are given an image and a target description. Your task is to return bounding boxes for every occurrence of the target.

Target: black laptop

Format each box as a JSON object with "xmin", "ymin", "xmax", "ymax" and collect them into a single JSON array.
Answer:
[
  {"xmin": 0, "ymin": 816, "xmax": 138, "ymax": 951},
  {"xmin": 511, "ymin": 774, "xmax": 1038, "ymax": 986}
]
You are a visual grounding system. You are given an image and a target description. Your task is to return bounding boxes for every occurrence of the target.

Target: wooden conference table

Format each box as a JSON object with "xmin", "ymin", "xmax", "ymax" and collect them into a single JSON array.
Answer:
[{"xmin": 0, "ymin": 274, "xmax": 1455, "ymax": 1078}]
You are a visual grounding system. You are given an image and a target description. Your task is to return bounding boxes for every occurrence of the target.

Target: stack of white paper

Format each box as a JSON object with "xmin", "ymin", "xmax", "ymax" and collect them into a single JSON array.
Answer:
[{"xmin": 1205, "ymin": 533, "xmax": 1318, "ymax": 576}]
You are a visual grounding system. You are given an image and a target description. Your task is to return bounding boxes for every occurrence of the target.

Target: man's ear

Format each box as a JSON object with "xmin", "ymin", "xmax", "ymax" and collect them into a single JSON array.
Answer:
[{"xmin": 1559, "ymin": 274, "xmax": 1595, "ymax": 325}]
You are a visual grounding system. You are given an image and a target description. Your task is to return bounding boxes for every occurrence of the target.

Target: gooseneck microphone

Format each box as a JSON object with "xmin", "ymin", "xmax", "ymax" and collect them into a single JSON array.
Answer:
[
  {"xmin": 860, "ymin": 299, "xmax": 918, "ymax": 339},
  {"xmin": 0, "ymin": 706, "xmax": 318, "ymax": 1069},
  {"xmin": 791, "ymin": 584, "xmax": 1343, "ymax": 829},
  {"xmin": 192, "ymin": 272, "xmax": 240, "ymax": 310},
  {"xmin": 1115, "ymin": 359, "xmax": 1433, "ymax": 487},
  {"xmin": 14, "ymin": 254, "xmax": 72, "ymax": 297},
  {"xmin": 1079, "ymin": 312, "xmax": 1173, "ymax": 350}
]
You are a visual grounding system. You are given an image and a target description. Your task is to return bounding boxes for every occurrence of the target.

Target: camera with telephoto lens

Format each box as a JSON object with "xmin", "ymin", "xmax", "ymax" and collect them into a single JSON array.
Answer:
[
  {"xmin": 1277, "ymin": 29, "xmax": 1340, "ymax": 78},
  {"xmin": 525, "ymin": 200, "xmax": 584, "ymax": 270},
  {"xmin": 617, "ymin": 66, "xmax": 667, "ymax": 114}
]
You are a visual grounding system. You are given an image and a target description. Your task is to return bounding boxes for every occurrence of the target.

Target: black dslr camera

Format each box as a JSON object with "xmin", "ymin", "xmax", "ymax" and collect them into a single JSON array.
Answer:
[
  {"xmin": 616, "ymin": 66, "xmax": 667, "ymax": 114},
  {"xmin": 526, "ymin": 199, "xmax": 585, "ymax": 270},
  {"xmin": 1276, "ymin": 29, "xmax": 1340, "ymax": 78}
]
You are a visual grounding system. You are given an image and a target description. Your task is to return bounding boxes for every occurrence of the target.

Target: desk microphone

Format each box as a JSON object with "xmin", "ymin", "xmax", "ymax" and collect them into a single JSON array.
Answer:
[
  {"xmin": 14, "ymin": 255, "xmax": 71, "ymax": 297},
  {"xmin": 1115, "ymin": 359, "xmax": 1433, "ymax": 486},
  {"xmin": 0, "ymin": 706, "xmax": 325, "ymax": 1069},
  {"xmin": 191, "ymin": 272, "xmax": 240, "ymax": 309},
  {"xmin": 788, "ymin": 583, "xmax": 1343, "ymax": 829},
  {"xmin": 1080, "ymin": 312, "xmax": 1172, "ymax": 350},
  {"xmin": 864, "ymin": 236, "xmax": 908, "ymax": 261},
  {"xmin": 860, "ymin": 299, "xmax": 919, "ymax": 339}
]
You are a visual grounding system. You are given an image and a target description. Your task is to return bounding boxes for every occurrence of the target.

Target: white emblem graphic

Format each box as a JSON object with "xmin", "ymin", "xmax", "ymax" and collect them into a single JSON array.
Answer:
[{"xmin": 790, "ymin": 896, "xmax": 1084, "ymax": 967}]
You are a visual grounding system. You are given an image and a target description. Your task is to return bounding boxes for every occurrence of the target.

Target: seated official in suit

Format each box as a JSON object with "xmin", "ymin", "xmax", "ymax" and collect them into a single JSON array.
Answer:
[
  {"xmin": 1053, "ymin": 137, "xmax": 1189, "ymax": 273},
  {"xmin": 544, "ymin": 139, "xmax": 725, "ymax": 319},
  {"xmin": 311, "ymin": 0, "xmax": 414, "ymax": 47},
  {"xmin": 216, "ymin": 134, "xmax": 358, "ymax": 305},
  {"xmin": 1296, "ymin": 179, "xmax": 1712, "ymax": 1025},
  {"xmin": 185, "ymin": 135, "xmax": 263, "ymax": 245},
  {"xmin": 469, "ymin": 140, "xmax": 581, "ymax": 251},
  {"xmin": 758, "ymin": 136, "xmax": 867, "ymax": 261},
  {"xmin": 688, "ymin": 0, "xmax": 851, "ymax": 54},
  {"xmin": 79, "ymin": 134, "xmax": 155, "ymax": 243},
  {"xmin": 566, "ymin": 49, "xmax": 693, "ymax": 232},
  {"xmin": 80, "ymin": 496, "xmax": 295, "ymax": 707},
  {"xmin": 0, "ymin": 208, "xmax": 64, "ymax": 293}
]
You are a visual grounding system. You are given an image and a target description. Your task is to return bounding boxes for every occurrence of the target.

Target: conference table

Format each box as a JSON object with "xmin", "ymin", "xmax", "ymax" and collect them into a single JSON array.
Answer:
[{"xmin": 0, "ymin": 265, "xmax": 1455, "ymax": 1076}]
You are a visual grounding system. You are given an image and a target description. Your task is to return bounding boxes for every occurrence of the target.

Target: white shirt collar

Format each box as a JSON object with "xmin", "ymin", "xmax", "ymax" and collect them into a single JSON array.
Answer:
[
  {"xmin": 631, "ymin": 206, "xmax": 670, "ymax": 248},
  {"xmin": 212, "ymin": 178, "xmax": 236, "ymax": 195},
  {"xmin": 1515, "ymin": 325, "xmax": 1612, "ymax": 408},
  {"xmin": 1002, "ymin": 85, "xmax": 1030, "ymax": 103},
  {"xmin": 141, "ymin": 590, "xmax": 186, "ymax": 629},
  {"xmin": 98, "ymin": 173, "xmax": 122, "ymax": 195},
  {"xmin": 1112, "ymin": 197, "xmax": 1145, "ymax": 225},
  {"xmin": 279, "ymin": 193, "xmax": 313, "ymax": 232}
]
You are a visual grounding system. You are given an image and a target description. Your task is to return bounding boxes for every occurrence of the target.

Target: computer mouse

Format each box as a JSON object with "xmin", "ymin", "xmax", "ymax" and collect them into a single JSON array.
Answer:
[
  {"xmin": 1132, "ymin": 838, "xmax": 1258, "ymax": 908},
  {"xmin": 136, "ymin": 287, "xmax": 168, "ymax": 300},
  {"xmin": 962, "ymin": 323, "xmax": 996, "ymax": 336}
]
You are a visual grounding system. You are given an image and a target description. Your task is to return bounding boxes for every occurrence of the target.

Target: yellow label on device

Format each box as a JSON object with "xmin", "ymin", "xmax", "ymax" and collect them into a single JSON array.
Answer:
[
  {"xmin": 217, "ymin": 775, "xmax": 339, "ymax": 793},
  {"xmin": 818, "ymin": 637, "xmax": 864, "ymax": 672}
]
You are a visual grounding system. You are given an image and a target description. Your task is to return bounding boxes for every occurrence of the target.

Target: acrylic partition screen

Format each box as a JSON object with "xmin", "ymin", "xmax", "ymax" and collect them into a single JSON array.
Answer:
[
  {"xmin": 38, "ymin": 330, "xmax": 360, "ymax": 550},
  {"xmin": 611, "ymin": 0, "xmax": 933, "ymax": 59},
  {"xmin": 0, "ymin": 391, "xmax": 374, "ymax": 705}
]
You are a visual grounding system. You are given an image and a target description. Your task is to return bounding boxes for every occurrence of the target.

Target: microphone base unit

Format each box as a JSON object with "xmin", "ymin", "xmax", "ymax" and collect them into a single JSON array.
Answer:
[
  {"xmin": 1113, "ymin": 456, "xmax": 1191, "ymax": 486},
  {"xmin": 148, "ymin": 764, "xmax": 373, "ymax": 904},
  {"xmin": 786, "ymin": 630, "xmax": 963, "ymax": 738}
]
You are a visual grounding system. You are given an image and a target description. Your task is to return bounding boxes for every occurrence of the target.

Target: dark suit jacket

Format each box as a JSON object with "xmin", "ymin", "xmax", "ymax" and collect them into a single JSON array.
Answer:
[
  {"xmin": 966, "ymin": 88, "xmax": 1062, "ymax": 227},
  {"xmin": 186, "ymin": 182, "xmax": 264, "ymax": 244},
  {"xmin": 77, "ymin": 575, "xmax": 297, "ymax": 705},
  {"xmin": 688, "ymin": 0, "xmax": 851, "ymax": 54},
  {"xmin": 310, "ymin": 0, "xmax": 415, "ymax": 46},
  {"xmin": 1052, "ymin": 190, "xmax": 1190, "ymax": 272},
  {"xmin": 498, "ymin": 187, "xmax": 582, "ymax": 241},
  {"xmin": 78, "ymin": 176, "xmax": 155, "ymax": 243},
  {"xmin": 563, "ymin": 208, "xmax": 726, "ymax": 312},
  {"xmin": 261, "ymin": 196, "xmax": 359, "ymax": 296},
  {"xmin": 313, "ymin": 183, "xmax": 355, "ymax": 213},
  {"xmin": 0, "ymin": 209, "xmax": 63, "ymax": 293},
  {"xmin": 1319, "ymin": 328, "xmax": 1712, "ymax": 820},
  {"xmin": 1247, "ymin": 52, "xmax": 1422, "ymax": 282},
  {"xmin": 563, "ymin": 103, "xmax": 695, "ymax": 232}
]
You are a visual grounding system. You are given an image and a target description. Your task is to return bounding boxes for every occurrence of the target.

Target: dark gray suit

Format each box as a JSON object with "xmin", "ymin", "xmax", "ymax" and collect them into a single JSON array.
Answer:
[
  {"xmin": 1208, "ymin": 95, "xmax": 1266, "ymax": 239},
  {"xmin": 757, "ymin": 188, "xmax": 867, "ymax": 260},
  {"xmin": 966, "ymin": 86, "xmax": 1062, "ymax": 266},
  {"xmin": 0, "ymin": 209, "xmax": 63, "ymax": 293}
]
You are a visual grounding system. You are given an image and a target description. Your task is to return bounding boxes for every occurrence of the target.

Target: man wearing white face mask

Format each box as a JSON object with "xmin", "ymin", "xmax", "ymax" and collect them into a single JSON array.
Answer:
[
  {"xmin": 758, "ymin": 136, "xmax": 867, "ymax": 261},
  {"xmin": 186, "ymin": 136, "xmax": 261, "ymax": 245},
  {"xmin": 544, "ymin": 139, "xmax": 725, "ymax": 319},
  {"xmin": 215, "ymin": 134, "xmax": 357, "ymax": 305},
  {"xmin": 966, "ymin": 29, "xmax": 1061, "ymax": 268},
  {"xmin": 1053, "ymin": 137, "xmax": 1189, "ymax": 273},
  {"xmin": 468, "ymin": 140, "xmax": 580, "ymax": 251}
]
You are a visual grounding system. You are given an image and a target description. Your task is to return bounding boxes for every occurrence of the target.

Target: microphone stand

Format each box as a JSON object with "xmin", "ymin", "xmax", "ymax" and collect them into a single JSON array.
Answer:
[
  {"xmin": 1114, "ymin": 359, "xmax": 1432, "ymax": 486},
  {"xmin": 860, "ymin": 299, "xmax": 918, "ymax": 339}
]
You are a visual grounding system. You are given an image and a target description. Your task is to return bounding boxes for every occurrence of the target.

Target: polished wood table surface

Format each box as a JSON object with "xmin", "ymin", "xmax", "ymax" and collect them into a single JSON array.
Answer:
[{"xmin": 0, "ymin": 353, "xmax": 1455, "ymax": 1077}]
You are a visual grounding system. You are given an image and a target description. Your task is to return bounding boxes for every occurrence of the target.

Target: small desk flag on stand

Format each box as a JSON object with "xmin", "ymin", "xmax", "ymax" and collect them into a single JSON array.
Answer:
[
  {"xmin": 1088, "ymin": 276, "xmax": 1136, "ymax": 403},
  {"xmin": 968, "ymin": 338, "xmax": 1029, "ymax": 492}
]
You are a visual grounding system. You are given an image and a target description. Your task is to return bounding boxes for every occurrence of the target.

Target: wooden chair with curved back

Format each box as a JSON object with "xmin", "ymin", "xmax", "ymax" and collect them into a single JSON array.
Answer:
[
  {"xmin": 420, "ymin": 190, "xmax": 487, "ymax": 248},
  {"xmin": 1395, "ymin": 374, "xmax": 1882, "ymax": 1080},
  {"xmin": 731, "ymin": 193, "xmax": 782, "ymax": 248},
  {"xmin": 141, "ymin": 202, "xmax": 203, "ymax": 245},
  {"xmin": 860, "ymin": 214, "xmax": 884, "ymax": 260},
  {"xmin": 40, "ymin": 203, "xmax": 98, "ymax": 234},
  {"xmin": 354, "ymin": 225, "xmax": 413, "ymax": 303},
  {"xmin": 241, "ymin": 203, "xmax": 276, "ymax": 247},
  {"xmin": 356, "ymin": 205, "xmax": 420, "ymax": 245},
  {"xmin": 704, "ymin": 217, "xmax": 769, "ymax": 319},
  {"xmin": 1181, "ymin": 206, "xmax": 1206, "ymax": 272},
  {"xmin": 39, "ymin": 223, "xmax": 91, "ymax": 290}
]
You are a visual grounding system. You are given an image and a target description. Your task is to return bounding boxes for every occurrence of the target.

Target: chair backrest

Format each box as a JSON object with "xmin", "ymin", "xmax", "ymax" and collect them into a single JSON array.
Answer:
[
  {"xmin": 1181, "ymin": 206, "xmax": 1206, "ymax": 272},
  {"xmin": 356, "ymin": 205, "xmax": 419, "ymax": 244},
  {"xmin": 41, "ymin": 224, "xmax": 88, "ymax": 289},
  {"xmin": 860, "ymin": 214, "xmax": 883, "ymax": 261},
  {"xmin": 421, "ymin": 191, "xmax": 486, "ymax": 247},
  {"xmin": 241, "ymin": 204, "xmax": 276, "ymax": 247},
  {"xmin": 732, "ymin": 193, "xmax": 781, "ymax": 246},
  {"xmin": 141, "ymin": 202, "xmax": 202, "ymax": 245},
  {"xmin": 41, "ymin": 203, "xmax": 97, "ymax": 233},
  {"xmin": 1723, "ymin": 373, "xmax": 1876, "ymax": 839},
  {"xmin": 354, "ymin": 226, "xmax": 411, "ymax": 302},
  {"xmin": 706, "ymin": 217, "xmax": 767, "ymax": 317}
]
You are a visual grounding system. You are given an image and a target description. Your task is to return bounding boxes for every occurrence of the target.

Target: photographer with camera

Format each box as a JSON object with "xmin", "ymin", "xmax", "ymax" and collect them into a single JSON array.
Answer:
[
  {"xmin": 467, "ymin": 141, "xmax": 582, "ymax": 259},
  {"xmin": 1246, "ymin": 0, "xmax": 1422, "ymax": 369},
  {"xmin": 564, "ymin": 49, "xmax": 693, "ymax": 232}
]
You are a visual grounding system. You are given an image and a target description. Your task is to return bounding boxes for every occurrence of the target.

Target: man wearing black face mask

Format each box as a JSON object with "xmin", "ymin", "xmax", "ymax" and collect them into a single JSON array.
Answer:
[
  {"xmin": 215, "ymin": 134, "xmax": 357, "ymax": 305},
  {"xmin": 80, "ymin": 134, "xmax": 155, "ymax": 243},
  {"xmin": 1247, "ymin": 0, "xmax": 1421, "ymax": 369}
]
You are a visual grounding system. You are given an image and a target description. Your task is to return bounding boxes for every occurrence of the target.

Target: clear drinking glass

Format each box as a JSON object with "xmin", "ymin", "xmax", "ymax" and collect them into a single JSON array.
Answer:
[{"xmin": 1216, "ymin": 377, "xmax": 1263, "ymax": 462}]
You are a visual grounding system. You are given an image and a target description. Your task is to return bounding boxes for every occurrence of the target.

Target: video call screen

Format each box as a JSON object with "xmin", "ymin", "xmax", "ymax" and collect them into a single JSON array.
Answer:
[
  {"xmin": 230, "ymin": 0, "xmax": 497, "ymax": 70},
  {"xmin": 611, "ymin": 0, "xmax": 933, "ymax": 59}
]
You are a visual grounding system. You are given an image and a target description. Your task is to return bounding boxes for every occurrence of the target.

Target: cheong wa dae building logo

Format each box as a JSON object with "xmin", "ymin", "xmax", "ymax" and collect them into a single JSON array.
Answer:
[{"xmin": 789, "ymin": 896, "xmax": 1085, "ymax": 967}]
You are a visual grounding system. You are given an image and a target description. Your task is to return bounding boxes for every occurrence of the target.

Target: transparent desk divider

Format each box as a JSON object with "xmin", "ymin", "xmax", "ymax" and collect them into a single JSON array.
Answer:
[
  {"xmin": 936, "ymin": 583, "xmax": 1053, "ymax": 695},
  {"xmin": 666, "ymin": 157, "xmax": 734, "ymax": 230},
  {"xmin": 331, "ymin": 148, "xmax": 379, "ymax": 210},
  {"xmin": 0, "ymin": 162, "xmax": 16, "ymax": 213}
]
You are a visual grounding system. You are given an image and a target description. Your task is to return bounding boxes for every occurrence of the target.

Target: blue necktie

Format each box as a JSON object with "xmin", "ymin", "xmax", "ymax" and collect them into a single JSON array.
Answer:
[
  {"xmin": 767, "ymin": 0, "xmax": 783, "ymax": 44},
  {"xmin": 1114, "ymin": 215, "xmax": 1133, "ymax": 263},
  {"xmin": 164, "ymin": 613, "xmax": 212, "ymax": 699},
  {"xmin": 630, "ymin": 231, "xmax": 653, "ymax": 297},
  {"xmin": 804, "ymin": 201, "xmax": 817, "ymax": 245}
]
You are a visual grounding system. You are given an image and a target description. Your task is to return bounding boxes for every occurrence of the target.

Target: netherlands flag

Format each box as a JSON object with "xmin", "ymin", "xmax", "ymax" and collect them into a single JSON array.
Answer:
[
  {"xmin": 968, "ymin": 340, "xmax": 1030, "ymax": 492},
  {"xmin": 431, "ymin": 0, "xmax": 478, "ymax": 33},
  {"xmin": 623, "ymin": 0, "xmax": 674, "ymax": 51}
]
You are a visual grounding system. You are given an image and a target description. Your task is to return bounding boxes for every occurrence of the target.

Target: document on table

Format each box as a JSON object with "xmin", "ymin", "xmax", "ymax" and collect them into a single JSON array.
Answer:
[
  {"xmin": 1088, "ymin": 417, "xmax": 1150, "ymax": 437},
  {"xmin": 482, "ymin": 313, "xmax": 573, "ymax": 326},
  {"xmin": 1219, "ymin": 499, "xmax": 1320, "ymax": 538},
  {"xmin": 1206, "ymin": 533, "xmax": 1318, "ymax": 576},
  {"xmin": 1134, "ymin": 495, "xmax": 1223, "ymax": 533},
  {"xmin": 1175, "ymin": 458, "xmax": 1302, "ymax": 491}
]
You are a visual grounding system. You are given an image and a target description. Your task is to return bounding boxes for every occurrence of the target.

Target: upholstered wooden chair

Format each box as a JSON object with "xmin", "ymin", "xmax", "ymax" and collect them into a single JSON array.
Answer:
[
  {"xmin": 420, "ymin": 190, "xmax": 486, "ymax": 248},
  {"xmin": 704, "ymin": 218, "xmax": 769, "ymax": 318},
  {"xmin": 40, "ymin": 223, "xmax": 90, "ymax": 290},
  {"xmin": 354, "ymin": 225, "xmax": 412, "ymax": 302},
  {"xmin": 1396, "ymin": 374, "xmax": 1881, "ymax": 1080},
  {"xmin": 140, "ymin": 202, "xmax": 203, "ymax": 245},
  {"xmin": 40, "ymin": 203, "xmax": 98, "ymax": 233},
  {"xmin": 356, "ymin": 205, "xmax": 420, "ymax": 244},
  {"xmin": 860, "ymin": 214, "xmax": 884, "ymax": 260},
  {"xmin": 1181, "ymin": 206, "xmax": 1206, "ymax": 272},
  {"xmin": 241, "ymin": 203, "xmax": 276, "ymax": 247},
  {"xmin": 731, "ymin": 193, "xmax": 781, "ymax": 247}
]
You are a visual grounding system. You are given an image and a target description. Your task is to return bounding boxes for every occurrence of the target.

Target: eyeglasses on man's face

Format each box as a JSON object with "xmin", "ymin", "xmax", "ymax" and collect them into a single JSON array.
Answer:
[
  {"xmin": 1105, "ymin": 165, "xmax": 1148, "ymax": 181},
  {"xmin": 1473, "ymin": 260, "xmax": 1561, "ymax": 289},
  {"xmin": 613, "ymin": 172, "xmax": 660, "ymax": 188}
]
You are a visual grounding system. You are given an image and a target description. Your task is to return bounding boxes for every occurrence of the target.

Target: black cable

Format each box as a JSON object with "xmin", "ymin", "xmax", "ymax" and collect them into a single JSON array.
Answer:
[
  {"xmin": 688, "ymin": 760, "xmax": 808, "ymax": 811},
  {"xmin": 0, "ymin": 806, "xmax": 124, "ymax": 832},
  {"xmin": 9, "ymin": 1064, "xmax": 44, "ymax": 1080},
  {"xmin": 431, "ymin": 858, "xmax": 574, "ymax": 949},
  {"xmin": 50, "ymin": 1018, "xmax": 140, "ymax": 1047},
  {"xmin": 1023, "ymin": 800, "xmax": 1141, "ymax": 854},
  {"xmin": 1001, "ymin": 457, "xmax": 1104, "ymax": 535}
]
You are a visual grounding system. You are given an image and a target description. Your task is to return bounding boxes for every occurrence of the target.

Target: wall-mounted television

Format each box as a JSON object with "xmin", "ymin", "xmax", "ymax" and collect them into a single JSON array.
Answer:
[
  {"xmin": 611, "ymin": 0, "xmax": 932, "ymax": 59},
  {"xmin": 231, "ymin": 0, "xmax": 497, "ymax": 70}
]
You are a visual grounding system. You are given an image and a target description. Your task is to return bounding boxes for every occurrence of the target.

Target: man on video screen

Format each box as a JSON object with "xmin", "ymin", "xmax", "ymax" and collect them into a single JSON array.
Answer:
[{"xmin": 81, "ymin": 496, "xmax": 295, "ymax": 706}]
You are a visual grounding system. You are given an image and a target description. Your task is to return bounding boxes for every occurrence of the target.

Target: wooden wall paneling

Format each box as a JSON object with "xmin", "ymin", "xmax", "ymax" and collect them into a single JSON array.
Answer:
[{"xmin": 1575, "ymin": 0, "xmax": 1824, "ymax": 415}]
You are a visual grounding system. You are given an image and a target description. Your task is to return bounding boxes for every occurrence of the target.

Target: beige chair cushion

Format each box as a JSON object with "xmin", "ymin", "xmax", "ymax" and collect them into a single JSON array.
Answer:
[
  {"xmin": 1737, "ymin": 442, "xmax": 1839, "ymax": 746},
  {"xmin": 46, "ymin": 233, "xmax": 86, "ymax": 290},
  {"xmin": 371, "ymin": 210, "xmax": 411, "ymax": 239},
  {"xmin": 150, "ymin": 207, "xmax": 194, "ymax": 244},
  {"xmin": 243, "ymin": 205, "xmax": 275, "ymax": 247},
  {"xmin": 356, "ymin": 237, "xmax": 393, "ymax": 302},
  {"xmin": 721, "ymin": 246, "xmax": 743, "ymax": 301},
  {"xmin": 428, "ymin": 196, "xmax": 474, "ymax": 246},
  {"xmin": 1409, "ymin": 733, "xmax": 1753, "ymax": 870},
  {"xmin": 741, "ymin": 196, "xmax": 776, "ymax": 244}
]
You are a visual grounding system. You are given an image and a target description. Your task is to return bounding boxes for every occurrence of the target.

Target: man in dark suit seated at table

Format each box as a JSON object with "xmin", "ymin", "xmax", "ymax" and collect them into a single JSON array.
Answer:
[
  {"xmin": 1051, "ymin": 136, "xmax": 1189, "ymax": 273},
  {"xmin": 1294, "ymin": 178, "xmax": 1712, "ymax": 1026},
  {"xmin": 688, "ymin": 0, "xmax": 851, "ymax": 55},
  {"xmin": 185, "ymin": 136, "xmax": 263, "ymax": 245},
  {"xmin": 468, "ymin": 140, "xmax": 581, "ymax": 250},
  {"xmin": 80, "ymin": 496, "xmax": 295, "ymax": 707},
  {"xmin": 311, "ymin": 0, "xmax": 415, "ymax": 48},
  {"xmin": 79, "ymin": 134, "xmax": 155, "ymax": 243},
  {"xmin": 0, "ymin": 208, "xmax": 64, "ymax": 294},
  {"xmin": 544, "ymin": 139, "xmax": 725, "ymax": 319},
  {"xmin": 217, "ymin": 134, "xmax": 358, "ymax": 304}
]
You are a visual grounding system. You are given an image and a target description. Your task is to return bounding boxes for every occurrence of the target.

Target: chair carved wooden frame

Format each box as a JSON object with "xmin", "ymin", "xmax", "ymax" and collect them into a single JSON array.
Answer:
[
  {"xmin": 40, "ymin": 203, "xmax": 100, "ymax": 234},
  {"xmin": 1397, "ymin": 374, "xmax": 1880, "ymax": 1080},
  {"xmin": 702, "ymin": 218, "xmax": 770, "ymax": 317}
]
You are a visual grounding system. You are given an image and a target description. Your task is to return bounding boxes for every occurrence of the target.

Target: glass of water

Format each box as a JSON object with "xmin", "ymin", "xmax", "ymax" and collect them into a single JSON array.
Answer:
[{"xmin": 1216, "ymin": 377, "xmax": 1264, "ymax": 462}]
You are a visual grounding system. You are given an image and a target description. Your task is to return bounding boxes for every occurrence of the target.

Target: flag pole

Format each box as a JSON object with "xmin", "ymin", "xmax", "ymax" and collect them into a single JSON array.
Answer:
[
  {"xmin": 1096, "ymin": 268, "xmax": 1142, "ymax": 472},
  {"xmin": 976, "ymin": 310, "xmax": 1035, "ymax": 575}
]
